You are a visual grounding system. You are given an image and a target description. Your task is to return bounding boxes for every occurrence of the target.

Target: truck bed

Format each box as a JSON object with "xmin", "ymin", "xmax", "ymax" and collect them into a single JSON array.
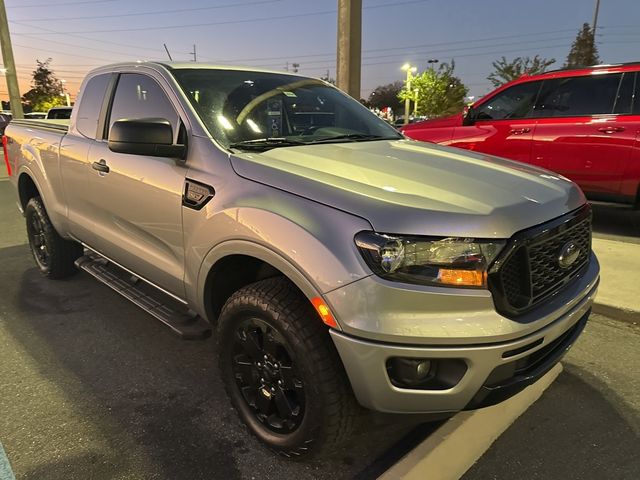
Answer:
[{"xmin": 9, "ymin": 118, "xmax": 69, "ymax": 133}]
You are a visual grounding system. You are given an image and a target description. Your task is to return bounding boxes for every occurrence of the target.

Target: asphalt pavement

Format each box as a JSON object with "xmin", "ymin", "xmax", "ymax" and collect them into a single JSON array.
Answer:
[{"xmin": 1, "ymin": 179, "xmax": 639, "ymax": 480}]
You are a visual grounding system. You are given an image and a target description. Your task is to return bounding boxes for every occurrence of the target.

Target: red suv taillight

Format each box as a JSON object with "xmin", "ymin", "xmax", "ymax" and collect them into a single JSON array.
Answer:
[{"xmin": 2, "ymin": 135, "xmax": 10, "ymax": 176}]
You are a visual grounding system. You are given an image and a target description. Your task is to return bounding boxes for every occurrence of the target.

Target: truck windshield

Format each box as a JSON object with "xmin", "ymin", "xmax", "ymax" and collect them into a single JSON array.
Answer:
[{"xmin": 172, "ymin": 68, "xmax": 402, "ymax": 151}]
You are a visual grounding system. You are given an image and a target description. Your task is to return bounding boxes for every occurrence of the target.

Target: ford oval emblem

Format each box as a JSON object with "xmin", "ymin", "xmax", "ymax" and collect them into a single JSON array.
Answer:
[{"xmin": 558, "ymin": 242, "xmax": 580, "ymax": 269}]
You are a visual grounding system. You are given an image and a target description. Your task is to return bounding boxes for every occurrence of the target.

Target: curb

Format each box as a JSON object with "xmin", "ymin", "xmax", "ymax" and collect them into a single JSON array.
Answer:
[
  {"xmin": 593, "ymin": 302, "xmax": 640, "ymax": 325},
  {"xmin": 378, "ymin": 363, "xmax": 563, "ymax": 480}
]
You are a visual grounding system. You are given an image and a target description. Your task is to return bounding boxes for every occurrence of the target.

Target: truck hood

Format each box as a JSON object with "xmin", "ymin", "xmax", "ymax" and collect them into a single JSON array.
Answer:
[{"xmin": 230, "ymin": 139, "xmax": 585, "ymax": 238}]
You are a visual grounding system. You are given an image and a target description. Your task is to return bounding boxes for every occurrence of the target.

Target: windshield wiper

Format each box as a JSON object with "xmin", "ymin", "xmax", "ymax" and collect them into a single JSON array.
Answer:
[
  {"xmin": 229, "ymin": 137, "xmax": 308, "ymax": 151},
  {"xmin": 307, "ymin": 133, "xmax": 401, "ymax": 144}
]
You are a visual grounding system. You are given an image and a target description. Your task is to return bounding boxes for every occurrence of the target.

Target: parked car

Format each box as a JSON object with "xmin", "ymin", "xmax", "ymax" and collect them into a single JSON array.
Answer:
[
  {"xmin": 4, "ymin": 62, "xmax": 599, "ymax": 457},
  {"xmin": 24, "ymin": 112, "xmax": 47, "ymax": 119},
  {"xmin": 402, "ymin": 62, "xmax": 640, "ymax": 207},
  {"xmin": 46, "ymin": 106, "xmax": 73, "ymax": 119},
  {"xmin": 0, "ymin": 112, "xmax": 11, "ymax": 134}
]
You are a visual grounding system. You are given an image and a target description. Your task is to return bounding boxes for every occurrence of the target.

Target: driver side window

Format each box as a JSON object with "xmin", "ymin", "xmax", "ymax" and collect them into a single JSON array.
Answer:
[
  {"xmin": 474, "ymin": 81, "xmax": 542, "ymax": 121},
  {"xmin": 107, "ymin": 73, "xmax": 180, "ymax": 141}
]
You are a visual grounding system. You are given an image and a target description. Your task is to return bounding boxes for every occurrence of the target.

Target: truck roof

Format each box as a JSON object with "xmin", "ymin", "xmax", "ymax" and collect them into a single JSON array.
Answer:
[{"xmin": 88, "ymin": 61, "xmax": 307, "ymax": 78}]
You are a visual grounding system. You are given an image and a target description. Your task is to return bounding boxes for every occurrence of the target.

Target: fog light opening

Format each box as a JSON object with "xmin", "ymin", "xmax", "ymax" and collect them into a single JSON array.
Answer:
[
  {"xmin": 386, "ymin": 357, "xmax": 468, "ymax": 390},
  {"xmin": 387, "ymin": 357, "xmax": 434, "ymax": 388}
]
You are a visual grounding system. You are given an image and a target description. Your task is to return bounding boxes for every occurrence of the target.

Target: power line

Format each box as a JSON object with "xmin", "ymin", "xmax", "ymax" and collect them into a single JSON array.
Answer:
[
  {"xmin": 6, "ymin": 0, "xmax": 117, "ymax": 7},
  {"xmin": 18, "ymin": 0, "xmax": 284, "ymax": 22},
  {"xmin": 11, "ymin": 19, "xmax": 165, "ymax": 55},
  {"xmin": 18, "ymin": 0, "xmax": 433, "ymax": 35}
]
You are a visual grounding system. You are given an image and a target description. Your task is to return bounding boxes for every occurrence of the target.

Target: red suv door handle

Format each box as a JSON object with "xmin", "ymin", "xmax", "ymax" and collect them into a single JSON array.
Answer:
[
  {"xmin": 597, "ymin": 126, "xmax": 625, "ymax": 134},
  {"xmin": 509, "ymin": 128, "xmax": 531, "ymax": 135}
]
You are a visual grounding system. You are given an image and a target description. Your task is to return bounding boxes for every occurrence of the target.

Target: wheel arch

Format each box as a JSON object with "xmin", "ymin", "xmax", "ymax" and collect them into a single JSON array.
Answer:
[
  {"xmin": 197, "ymin": 240, "xmax": 338, "ymax": 328},
  {"xmin": 18, "ymin": 171, "xmax": 41, "ymax": 211}
]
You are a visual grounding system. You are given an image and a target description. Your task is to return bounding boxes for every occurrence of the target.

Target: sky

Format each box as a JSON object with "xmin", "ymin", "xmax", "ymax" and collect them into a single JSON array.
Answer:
[{"xmin": 2, "ymin": 0, "xmax": 640, "ymax": 104}]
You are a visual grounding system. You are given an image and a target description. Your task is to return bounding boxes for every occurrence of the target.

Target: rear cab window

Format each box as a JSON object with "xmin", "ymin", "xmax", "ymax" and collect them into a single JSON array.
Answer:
[{"xmin": 76, "ymin": 74, "xmax": 111, "ymax": 138}]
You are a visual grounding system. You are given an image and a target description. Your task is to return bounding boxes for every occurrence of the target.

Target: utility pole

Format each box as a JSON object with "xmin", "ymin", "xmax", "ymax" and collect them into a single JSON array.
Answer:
[
  {"xmin": 591, "ymin": 0, "xmax": 601, "ymax": 48},
  {"xmin": 592, "ymin": 0, "xmax": 601, "ymax": 34},
  {"xmin": 336, "ymin": 0, "xmax": 362, "ymax": 99},
  {"xmin": 0, "ymin": 0, "xmax": 23, "ymax": 118},
  {"xmin": 189, "ymin": 44, "xmax": 197, "ymax": 62}
]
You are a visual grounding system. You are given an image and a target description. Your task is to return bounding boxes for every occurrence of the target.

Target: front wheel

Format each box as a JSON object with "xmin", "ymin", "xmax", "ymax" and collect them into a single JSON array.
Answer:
[
  {"xmin": 25, "ymin": 196, "xmax": 83, "ymax": 279},
  {"xmin": 217, "ymin": 277, "xmax": 360, "ymax": 457}
]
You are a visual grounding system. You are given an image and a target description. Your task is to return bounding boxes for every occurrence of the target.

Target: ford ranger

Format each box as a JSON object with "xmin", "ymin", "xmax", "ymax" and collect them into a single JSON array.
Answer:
[{"xmin": 4, "ymin": 62, "xmax": 600, "ymax": 457}]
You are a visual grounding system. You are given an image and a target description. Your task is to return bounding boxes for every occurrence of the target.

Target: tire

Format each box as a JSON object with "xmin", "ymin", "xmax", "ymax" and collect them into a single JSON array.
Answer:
[
  {"xmin": 217, "ymin": 277, "xmax": 361, "ymax": 457},
  {"xmin": 25, "ymin": 196, "xmax": 83, "ymax": 279}
]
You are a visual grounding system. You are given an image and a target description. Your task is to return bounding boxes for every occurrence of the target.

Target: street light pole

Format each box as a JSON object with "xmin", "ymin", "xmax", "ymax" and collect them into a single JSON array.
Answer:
[
  {"xmin": 402, "ymin": 63, "xmax": 417, "ymax": 125},
  {"xmin": 60, "ymin": 79, "xmax": 70, "ymax": 107},
  {"xmin": 0, "ymin": 0, "xmax": 23, "ymax": 118}
]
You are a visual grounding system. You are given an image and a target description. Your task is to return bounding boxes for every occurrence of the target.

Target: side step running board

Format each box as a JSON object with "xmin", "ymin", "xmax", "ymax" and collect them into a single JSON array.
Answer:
[{"xmin": 75, "ymin": 253, "xmax": 211, "ymax": 340}]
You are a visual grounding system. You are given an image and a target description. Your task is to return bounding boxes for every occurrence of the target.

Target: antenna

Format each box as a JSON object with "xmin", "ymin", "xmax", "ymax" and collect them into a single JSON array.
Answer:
[{"xmin": 163, "ymin": 43, "xmax": 173, "ymax": 61}]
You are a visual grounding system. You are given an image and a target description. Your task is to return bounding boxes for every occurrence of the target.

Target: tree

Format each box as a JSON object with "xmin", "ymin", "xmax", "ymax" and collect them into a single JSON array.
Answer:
[
  {"xmin": 487, "ymin": 56, "xmax": 556, "ymax": 87},
  {"xmin": 399, "ymin": 61, "xmax": 468, "ymax": 118},
  {"xmin": 21, "ymin": 59, "xmax": 66, "ymax": 112},
  {"xmin": 368, "ymin": 81, "xmax": 403, "ymax": 112},
  {"xmin": 565, "ymin": 23, "xmax": 600, "ymax": 68}
]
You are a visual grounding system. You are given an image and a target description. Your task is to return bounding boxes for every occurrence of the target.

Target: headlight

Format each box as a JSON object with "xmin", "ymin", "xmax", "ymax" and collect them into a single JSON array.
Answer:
[{"xmin": 355, "ymin": 232, "xmax": 506, "ymax": 288}]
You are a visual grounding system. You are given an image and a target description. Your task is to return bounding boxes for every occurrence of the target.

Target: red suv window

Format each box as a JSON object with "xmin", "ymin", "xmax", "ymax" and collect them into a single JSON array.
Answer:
[{"xmin": 533, "ymin": 73, "xmax": 623, "ymax": 117}]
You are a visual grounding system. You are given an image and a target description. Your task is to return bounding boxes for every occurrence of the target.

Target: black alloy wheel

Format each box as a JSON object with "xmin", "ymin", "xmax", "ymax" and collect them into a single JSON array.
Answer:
[
  {"xmin": 27, "ymin": 210, "xmax": 50, "ymax": 269},
  {"xmin": 232, "ymin": 318, "xmax": 305, "ymax": 433},
  {"xmin": 217, "ymin": 277, "xmax": 361, "ymax": 457},
  {"xmin": 24, "ymin": 196, "xmax": 83, "ymax": 279}
]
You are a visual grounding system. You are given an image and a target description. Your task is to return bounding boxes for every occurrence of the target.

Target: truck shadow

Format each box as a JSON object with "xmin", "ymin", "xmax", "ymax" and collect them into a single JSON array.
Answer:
[
  {"xmin": 463, "ymin": 365, "xmax": 640, "ymax": 479},
  {"xmin": 0, "ymin": 244, "xmax": 431, "ymax": 480}
]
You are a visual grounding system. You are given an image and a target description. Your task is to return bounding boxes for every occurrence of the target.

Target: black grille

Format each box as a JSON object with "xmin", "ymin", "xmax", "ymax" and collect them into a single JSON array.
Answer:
[{"xmin": 489, "ymin": 205, "xmax": 592, "ymax": 317}]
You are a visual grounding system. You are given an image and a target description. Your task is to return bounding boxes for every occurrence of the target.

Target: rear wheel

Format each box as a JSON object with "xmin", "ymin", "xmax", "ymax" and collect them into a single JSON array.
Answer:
[
  {"xmin": 217, "ymin": 277, "xmax": 360, "ymax": 457},
  {"xmin": 25, "ymin": 196, "xmax": 83, "ymax": 279}
]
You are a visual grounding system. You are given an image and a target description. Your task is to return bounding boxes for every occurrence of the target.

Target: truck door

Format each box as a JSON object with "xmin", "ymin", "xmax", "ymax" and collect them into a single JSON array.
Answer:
[
  {"xmin": 452, "ymin": 80, "xmax": 541, "ymax": 166},
  {"xmin": 85, "ymin": 73, "xmax": 188, "ymax": 297},
  {"xmin": 60, "ymin": 73, "xmax": 112, "ymax": 241},
  {"xmin": 531, "ymin": 72, "xmax": 636, "ymax": 196}
]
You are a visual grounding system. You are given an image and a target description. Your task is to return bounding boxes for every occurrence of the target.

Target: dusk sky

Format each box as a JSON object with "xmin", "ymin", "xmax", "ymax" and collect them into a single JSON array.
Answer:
[{"xmin": 2, "ymin": 0, "xmax": 640, "ymax": 104}]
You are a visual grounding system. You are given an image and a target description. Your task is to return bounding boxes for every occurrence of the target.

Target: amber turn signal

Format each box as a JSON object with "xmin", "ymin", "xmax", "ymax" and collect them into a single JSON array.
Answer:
[
  {"xmin": 311, "ymin": 297, "xmax": 338, "ymax": 328},
  {"xmin": 437, "ymin": 269, "xmax": 486, "ymax": 287}
]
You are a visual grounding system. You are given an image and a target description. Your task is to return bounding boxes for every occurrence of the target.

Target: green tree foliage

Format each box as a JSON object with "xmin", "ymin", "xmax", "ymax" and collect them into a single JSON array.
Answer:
[
  {"xmin": 399, "ymin": 61, "xmax": 468, "ymax": 118},
  {"xmin": 368, "ymin": 81, "xmax": 404, "ymax": 112},
  {"xmin": 487, "ymin": 55, "xmax": 556, "ymax": 87},
  {"xmin": 565, "ymin": 23, "xmax": 600, "ymax": 68},
  {"xmin": 21, "ymin": 59, "xmax": 66, "ymax": 112}
]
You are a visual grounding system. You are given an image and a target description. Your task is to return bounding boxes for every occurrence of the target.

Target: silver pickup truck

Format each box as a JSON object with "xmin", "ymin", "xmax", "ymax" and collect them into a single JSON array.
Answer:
[{"xmin": 4, "ymin": 62, "xmax": 599, "ymax": 457}]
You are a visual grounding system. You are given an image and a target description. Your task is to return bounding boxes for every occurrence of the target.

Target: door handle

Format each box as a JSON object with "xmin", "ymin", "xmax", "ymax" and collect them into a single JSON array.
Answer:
[
  {"xmin": 509, "ymin": 127, "xmax": 531, "ymax": 135},
  {"xmin": 597, "ymin": 126, "xmax": 625, "ymax": 134},
  {"xmin": 92, "ymin": 159, "xmax": 110, "ymax": 174}
]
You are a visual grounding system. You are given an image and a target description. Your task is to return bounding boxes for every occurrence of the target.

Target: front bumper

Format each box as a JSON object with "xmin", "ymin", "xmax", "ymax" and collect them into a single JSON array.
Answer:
[{"xmin": 329, "ymin": 262, "xmax": 598, "ymax": 414}]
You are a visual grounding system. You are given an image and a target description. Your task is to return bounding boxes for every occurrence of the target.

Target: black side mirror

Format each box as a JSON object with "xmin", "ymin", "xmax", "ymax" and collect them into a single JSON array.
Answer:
[
  {"xmin": 462, "ymin": 105, "xmax": 475, "ymax": 126},
  {"xmin": 108, "ymin": 118, "xmax": 187, "ymax": 160}
]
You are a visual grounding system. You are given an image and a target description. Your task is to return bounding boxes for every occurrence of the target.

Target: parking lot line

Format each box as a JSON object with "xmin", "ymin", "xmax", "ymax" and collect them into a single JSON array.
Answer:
[
  {"xmin": 378, "ymin": 363, "xmax": 563, "ymax": 480},
  {"xmin": 0, "ymin": 443, "xmax": 16, "ymax": 480}
]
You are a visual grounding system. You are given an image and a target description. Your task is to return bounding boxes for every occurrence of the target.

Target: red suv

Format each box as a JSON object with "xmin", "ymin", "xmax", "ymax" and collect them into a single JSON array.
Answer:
[{"xmin": 402, "ymin": 63, "xmax": 640, "ymax": 206}]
